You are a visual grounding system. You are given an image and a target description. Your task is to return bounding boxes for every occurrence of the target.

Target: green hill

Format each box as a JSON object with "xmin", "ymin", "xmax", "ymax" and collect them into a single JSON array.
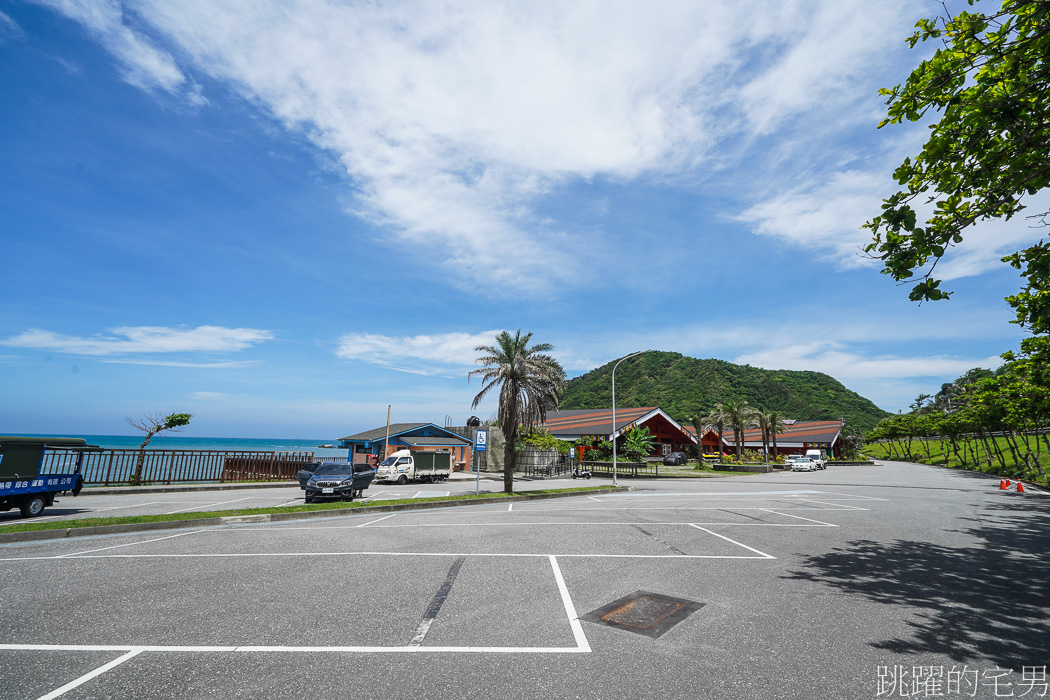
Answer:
[{"xmin": 559, "ymin": 351, "xmax": 891, "ymax": 431}]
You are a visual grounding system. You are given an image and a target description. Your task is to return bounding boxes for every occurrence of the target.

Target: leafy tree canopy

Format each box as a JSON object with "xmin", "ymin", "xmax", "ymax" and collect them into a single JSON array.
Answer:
[{"xmin": 864, "ymin": 0, "xmax": 1050, "ymax": 332}]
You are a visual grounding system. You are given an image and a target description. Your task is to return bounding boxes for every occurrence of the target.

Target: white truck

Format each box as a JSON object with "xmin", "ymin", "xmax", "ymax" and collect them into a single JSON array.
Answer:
[
  {"xmin": 375, "ymin": 449, "xmax": 452, "ymax": 484},
  {"xmin": 805, "ymin": 449, "xmax": 828, "ymax": 470}
]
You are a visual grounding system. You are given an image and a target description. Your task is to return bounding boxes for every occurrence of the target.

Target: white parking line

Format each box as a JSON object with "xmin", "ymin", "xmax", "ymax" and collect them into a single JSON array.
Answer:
[
  {"xmin": 35, "ymin": 648, "xmax": 143, "ymax": 699},
  {"xmin": 798, "ymin": 498, "xmax": 870, "ymax": 511},
  {"xmin": 2, "ymin": 642, "xmax": 588, "ymax": 654},
  {"xmin": 57, "ymin": 530, "xmax": 204, "ymax": 558},
  {"xmin": 413, "ymin": 491, "xmax": 449, "ymax": 499},
  {"xmin": 758, "ymin": 509, "xmax": 837, "ymax": 527},
  {"xmin": 162, "ymin": 497, "xmax": 253, "ymax": 514},
  {"xmin": 688, "ymin": 524, "xmax": 776, "ymax": 559},
  {"xmin": 47, "ymin": 501, "xmax": 166, "ymax": 519},
  {"xmin": 358, "ymin": 514, "xmax": 395, "ymax": 528},
  {"xmin": 7, "ymin": 550, "xmax": 772, "ymax": 561},
  {"xmin": 549, "ymin": 555, "xmax": 590, "ymax": 652}
]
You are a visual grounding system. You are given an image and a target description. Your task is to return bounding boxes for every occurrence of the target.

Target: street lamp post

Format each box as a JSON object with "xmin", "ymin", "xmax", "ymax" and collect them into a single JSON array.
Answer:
[{"xmin": 611, "ymin": 349, "xmax": 652, "ymax": 487}]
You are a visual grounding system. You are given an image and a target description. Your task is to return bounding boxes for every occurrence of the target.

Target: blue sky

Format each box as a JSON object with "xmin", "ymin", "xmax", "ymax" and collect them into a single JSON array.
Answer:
[{"xmin": 1, "ymin": 0, "xmax": 1041, "ymax": 439}]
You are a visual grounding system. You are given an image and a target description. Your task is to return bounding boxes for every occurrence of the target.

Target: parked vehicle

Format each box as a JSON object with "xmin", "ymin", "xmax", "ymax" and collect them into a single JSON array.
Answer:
[
  {"xmin": 805, "ymin": 449, "xmax": 828, "ymax": 469},
  {"xmin": 789, "ymin": 457, "xmax": 817, "ymax": 472},
  {"xmin": 296, "ymin": 461, "xmax": 323, "ymax": 489},
  {"xmin": 572, "ymin": 466, "xmax": 592, "ymax": 479},
  {"xmin": 0, "ymin": 436, "xmax": 101, "ymax": 518},
  {"xmin": 304, "ymin": 462, "xmax": 376, "ymax": 503},
  {"xmin": 662, "ymin": 451, "xmax": 688, "ymax": 466},
  {"xmin": 375, "ymin": 449, "xmax": 451, "ymax": 484}
]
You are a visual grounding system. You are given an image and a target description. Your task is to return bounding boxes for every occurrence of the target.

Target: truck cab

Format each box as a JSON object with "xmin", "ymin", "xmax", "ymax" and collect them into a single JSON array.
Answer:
[
  {"xmin": 0, "ymin": 436, "xmax": 101, "ymax": 518},
  {"xmin": 375, "ymin": 449, "xmax": 451, "ymax": 484},
  {"xmin": 804, "ymin": 449, "xmax": 828, "ymax": 469}
]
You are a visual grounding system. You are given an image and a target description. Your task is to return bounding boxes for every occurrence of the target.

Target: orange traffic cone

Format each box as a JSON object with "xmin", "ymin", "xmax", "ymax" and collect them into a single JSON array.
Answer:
[
  {"xmin": 1017, "ymin": 481, "xmax": 1025, "ymax": 493},
  {"xmin": 1000, "ymin": 479, "xmax": 1008, "ymax": 490},
  {"xmin": 1005, "ymin": 479, "xmax": 1012, "ymax": 487}
]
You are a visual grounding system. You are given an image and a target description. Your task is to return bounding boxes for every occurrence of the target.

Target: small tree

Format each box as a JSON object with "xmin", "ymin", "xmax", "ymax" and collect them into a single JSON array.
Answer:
[
  {"xmin": 622, "ymin": 425, "xmax": 655, "ymax": 461},
  {"xmin": 126, "ymin": 412, "xmax": 193, "ymax": 485}
]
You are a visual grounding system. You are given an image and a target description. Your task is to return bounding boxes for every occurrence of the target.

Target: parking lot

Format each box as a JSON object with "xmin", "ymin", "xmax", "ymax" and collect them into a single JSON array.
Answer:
[
  {"xmin": 0, "ymin": 474, "xmax": 580, "ymax": 523},
  {"xmin": 1, "ymin": 462, "xmax": 1047, "ymax": 699}
]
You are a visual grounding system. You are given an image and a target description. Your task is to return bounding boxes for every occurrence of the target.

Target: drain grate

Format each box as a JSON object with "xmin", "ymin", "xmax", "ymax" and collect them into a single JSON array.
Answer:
[{"xmin": 580, "ymin": 591, "xmax": 704, "ymax": 639}]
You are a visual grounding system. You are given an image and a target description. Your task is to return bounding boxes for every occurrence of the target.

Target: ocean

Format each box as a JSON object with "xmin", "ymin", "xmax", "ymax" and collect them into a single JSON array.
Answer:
[{"xmin": 13, "ymin": 434, "xmax": 351, "ymax": 460}]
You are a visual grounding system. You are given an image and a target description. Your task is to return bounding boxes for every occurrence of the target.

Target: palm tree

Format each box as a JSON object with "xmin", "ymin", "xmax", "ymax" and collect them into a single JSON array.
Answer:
[
  {"xmin": 470, "ymin": 330, "xmax": 565, "ymax": 493},
  {"xmin": 720, "ymin": 400, "xmax": 758, "ymax": 461},
  {"xmin": 765, "ymin": 408, "xmax": 787, "ymax": 461},
  {"xmin": 701, "ymin": 405, "xmax": 729, "ymax": 460},
  {"xmin": 754, "ymin": 408, "xmax": 787, "ymax": 463}
]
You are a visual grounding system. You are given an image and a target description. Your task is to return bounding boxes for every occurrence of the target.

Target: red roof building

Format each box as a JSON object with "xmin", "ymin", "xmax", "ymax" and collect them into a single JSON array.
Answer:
[
  {"xmin": 685, "ymin": 420, "xmax": 845, "ymax": 457},
  {"xmin": 542, "ymin": 407, "xmax": 697, "ymax": 457}
]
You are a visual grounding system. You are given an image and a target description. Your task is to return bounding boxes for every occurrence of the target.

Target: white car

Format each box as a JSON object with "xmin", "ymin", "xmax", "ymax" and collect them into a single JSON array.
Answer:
[{"xmin": 788, "ymin": 456, "xmax": 817, "ymax": 472}]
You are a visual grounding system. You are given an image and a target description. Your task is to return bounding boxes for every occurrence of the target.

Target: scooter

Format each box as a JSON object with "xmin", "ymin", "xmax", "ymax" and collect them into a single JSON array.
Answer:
[{"xmin": 572, "ymin": 466, "xmax": 591, "ymax": 480}]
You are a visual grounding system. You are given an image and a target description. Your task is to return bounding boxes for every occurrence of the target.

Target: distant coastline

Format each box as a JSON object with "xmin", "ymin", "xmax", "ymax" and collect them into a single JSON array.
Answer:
[{"xmin": 9, "ymin": 433, "xmax": 350, "ymax": 457}]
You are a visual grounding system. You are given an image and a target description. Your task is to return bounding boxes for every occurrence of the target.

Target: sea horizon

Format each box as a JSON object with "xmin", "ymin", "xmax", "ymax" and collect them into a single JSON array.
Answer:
[{"xmin": 8, "ymin": 433, "xmax": 351, "ymax": 457}]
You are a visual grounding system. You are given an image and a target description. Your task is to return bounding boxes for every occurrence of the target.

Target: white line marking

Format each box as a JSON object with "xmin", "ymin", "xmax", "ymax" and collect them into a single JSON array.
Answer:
[
  {"xmin": 358, "ymin": 514, "xmax": 395, "ymax": 528},
  {"xmin": 48, "ymin": 501, "xmax": 166, "ymax": 519},
  {"xmin": 798, "ymin": 498, "xmax": 870, "ymax": 511},
  {"xmin": 508, "ymin": 503, "xmax": 513, "ymax": 512},
  {"xmin": 688, "ymin": 524, "xmax": 776, "ymax": 559},
  {"xmin": 812, "ymin": 491, "xmax": 889, "ymax": 501},
  {"xmin": 275, "ymin": 499, "xmax": 303, "ymax": 508},
  {"xmin": 413, "ymin": 491, "xmax": 449, "ymax": 499},
  {"xmin": 549, "ymin": 555, "xmax": 590, "ymax": 652},
  {"xmin": 57, "ymin": 530, "xmax": 204, "ymax": 558},
  {"xmin": 1, "ymin": 643, "xmax": 587, "ymax": 654},
  {"xmin": 18, "ymin": 551, "xmax": 768, "ymax": 560},
  {"xmin": 758, "ymin": 509, "xmax": 837, "ymax": 527},
  {"xmin": 587, "ymin": 496, "xmax": 602, "ymax": 502},
  {"xmin": 595, "ymin": 490, "xmax": 823, "ymax": 498},
  {"xmin": 35, "ymin": 648, "xmax": 143, "ymax": 699},
  {"xmin": 162, "ymin": 497, "xmax": 253, "ymax": 515}
]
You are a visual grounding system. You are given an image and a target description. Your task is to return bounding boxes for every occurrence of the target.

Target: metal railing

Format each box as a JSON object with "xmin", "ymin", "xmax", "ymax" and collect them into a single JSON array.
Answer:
[
  {"xmin": 40, "ymin": 449, "xmax": 316, "ymax": 486},
  {"xmin": 519, "ymin": 458, "xmax": 571, "ymax": 478},
  {"xmin": 582, "ymin": 461, "xmax": 659, "ymax": 478}
]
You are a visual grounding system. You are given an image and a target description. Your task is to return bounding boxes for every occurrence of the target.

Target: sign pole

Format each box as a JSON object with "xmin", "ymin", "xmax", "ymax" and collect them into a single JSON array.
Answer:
[{"xmin": 475, "ymin": 428, "xmax": 488, "ymax": 496}]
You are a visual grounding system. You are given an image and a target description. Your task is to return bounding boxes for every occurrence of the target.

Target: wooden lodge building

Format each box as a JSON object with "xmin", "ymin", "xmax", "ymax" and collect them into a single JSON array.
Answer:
[
  {"xmin": 685, "ymin": 419, "xmax": 846, "ymax": 458},
  {"xmin": 541, "ymin": 407, "xmax": 697, "ymax": 457},
  {"xmin": 542, "ymin": 407, "xmax": 845, "ymax": 459}
]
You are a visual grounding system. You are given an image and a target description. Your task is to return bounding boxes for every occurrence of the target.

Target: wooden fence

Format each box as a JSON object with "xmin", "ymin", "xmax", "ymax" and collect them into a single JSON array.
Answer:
[{"xmin": 39, "ymin": 449, "xmax": 317, "ymax": 486}]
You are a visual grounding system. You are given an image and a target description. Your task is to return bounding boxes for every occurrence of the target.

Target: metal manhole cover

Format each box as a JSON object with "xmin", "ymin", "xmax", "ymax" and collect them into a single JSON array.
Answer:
[{"xmin": 580, "ymin": 591, "xmax": 705, "ymax": 638}]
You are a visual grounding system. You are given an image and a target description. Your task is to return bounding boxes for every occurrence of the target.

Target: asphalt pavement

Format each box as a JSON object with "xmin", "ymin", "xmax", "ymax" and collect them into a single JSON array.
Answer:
[{"xmin": 0, "ymin": 461, "xmax": 1047, "ymax": 699}]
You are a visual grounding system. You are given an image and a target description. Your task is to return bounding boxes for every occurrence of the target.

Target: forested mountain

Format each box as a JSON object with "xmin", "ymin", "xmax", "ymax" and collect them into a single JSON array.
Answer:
[{"xmin": 560, "ymin": 351, "xmax": 891, "ymax": 431}]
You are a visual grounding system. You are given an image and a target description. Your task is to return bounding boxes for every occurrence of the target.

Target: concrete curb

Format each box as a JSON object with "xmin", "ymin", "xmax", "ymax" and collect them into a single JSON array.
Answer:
[
  {"xmin": 0, "ymin": 486, "xmax": 631, "ymax": 545},
  {"xmin": 80, "ymin": 472, "xmax": 504, "ymax": 496}
]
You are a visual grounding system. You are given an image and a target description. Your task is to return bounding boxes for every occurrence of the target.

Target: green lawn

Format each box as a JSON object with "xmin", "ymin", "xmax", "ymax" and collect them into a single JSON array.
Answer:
[
  {"xmin": 0, "ymin": 485, "xmax": 622, "ymax": 535},
  {"xmin": 863, "ymin": 438, "xmax": 1049, "ymax": 485}
]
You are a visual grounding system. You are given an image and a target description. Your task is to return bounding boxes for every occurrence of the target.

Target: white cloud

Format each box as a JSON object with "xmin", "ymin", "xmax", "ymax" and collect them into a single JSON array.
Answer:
[
  {"xmin": 739, "ymin": 170, "xmax": 1050, "ymax": 281},
  {"xmin": 101, "ymin": 359, "xmax": 260, "ymax": 368},
  {"xmin": 3, "ymin": 325, "xmax": 274, "ymax": 356},
  {"xmin": 189, "ymin": 391, "xmax": 229, "ymax": 399},
  {"xmin": 336, "ymin": 330, "xmax": 504, "ymax": 373},
  {"xmin": 735, "ymin": 169, "xmax": 888, "ymax": 268},
  {"xmin": 34, "ymin": 0, "xmax": 924, "ymax": 293},
  {"xmin": 734, "ymin": 342, "xmax": 1003, "ymax": 383},
  {"xmin": 0, "ymin": 10, "xmax": 24, "ymax": 40},
  {"xmin": 32, "ymin": 0, "xmax": 203, "ymax": 102}
]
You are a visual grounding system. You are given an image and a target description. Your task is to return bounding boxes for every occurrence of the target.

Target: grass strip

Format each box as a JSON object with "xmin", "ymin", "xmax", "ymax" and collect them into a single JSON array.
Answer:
[{"xmin": 0, "ymin": 485, "xmax": 622, "ymax": 534}]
